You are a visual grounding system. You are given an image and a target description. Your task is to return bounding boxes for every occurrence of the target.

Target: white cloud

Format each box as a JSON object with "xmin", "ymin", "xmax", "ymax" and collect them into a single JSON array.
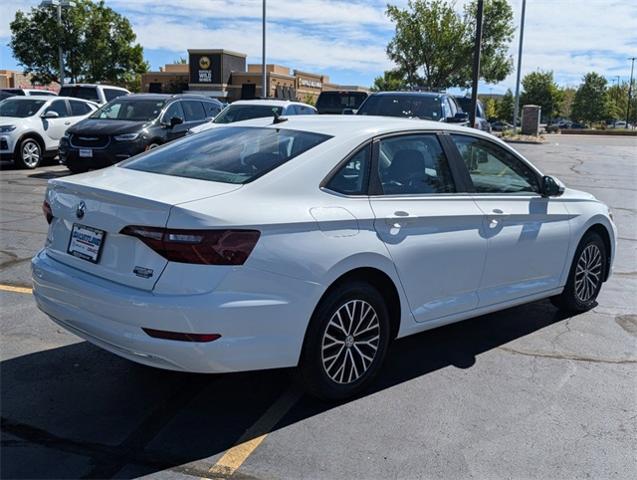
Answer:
[{"xmin": 1, "ymin": 0, "xmax": 636, "ymax": 89}]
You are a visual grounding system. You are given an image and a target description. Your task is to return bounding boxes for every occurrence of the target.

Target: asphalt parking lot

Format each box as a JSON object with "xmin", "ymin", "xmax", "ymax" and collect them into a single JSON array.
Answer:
[{"xmin": 1, "ymin": 134, "xmax": 636, "ymax": 480}]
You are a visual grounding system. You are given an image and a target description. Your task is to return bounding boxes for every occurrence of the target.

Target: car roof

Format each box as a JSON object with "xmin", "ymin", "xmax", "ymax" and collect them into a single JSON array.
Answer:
[
  {"xmin": 61, "ymin": 84, "xmax": 129, "ymax": 91},
  {"xmin": 370, "ymin": 91, "xmax": 446, "ymax": 98},
  {"xmin": 230, "ymin": 99, "xmax": 315, "ymax": 108},
  {"xmin": 224, "ymin": 114, "xmax": 492, "ymax": 138}
]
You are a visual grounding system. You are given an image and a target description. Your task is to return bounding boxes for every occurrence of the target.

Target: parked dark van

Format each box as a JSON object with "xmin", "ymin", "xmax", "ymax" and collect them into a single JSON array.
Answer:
[
  {"xmin": 60, "ymin": 94, "xmax": 223, "ymax": 173},
  {"xmin": 356, "ymin": 91, "xmax": 468, "ymax": 124},
  {"xmin": 316, "ymin": 91, "xmax": 368, "ymax": 114}
]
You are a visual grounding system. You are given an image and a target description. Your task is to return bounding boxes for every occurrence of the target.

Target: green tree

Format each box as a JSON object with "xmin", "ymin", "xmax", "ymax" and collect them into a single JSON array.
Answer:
[
  {"xmin": 385, "ymin": 0, "xmax": 514, "ymax": 90},
  {"xmin": 497, "ymin": 88, "xmax": 514, "ymax": 121},
  {"xmin": 371, "ymin": 70, "xmax": 407, "ymax": 91},
  {"xmin": 571, "ymin": 72, "xmax": 611, "ymax": 125},
  {"xmin": 481, "ymin": 96, "xmax": 498, "ymax": 120},
  {"xmin": 10, "ymin": 0, "xmax": 148, "ymax": 86},
  {"xmin": 558, "ymin": 87, "xmax": 576, "ymax": 118},
  {"xmin": 520, "ymin": 70, "xmax": 563, "ymax": 121}
]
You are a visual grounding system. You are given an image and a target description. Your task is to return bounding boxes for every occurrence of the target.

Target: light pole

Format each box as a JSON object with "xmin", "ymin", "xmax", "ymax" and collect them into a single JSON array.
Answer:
[
  {"xmin": 513, "ymin": 0, "xmax": 527, "ymax": 131},
  {"xmin": 40, "ymin": 0, "xmax": 76, "ymax": 87},
  {"xmin": 626, "ymin": 57, "xmax": 635, "ymax": 128},
  {"xmin": 469, "ymin": 0, "xmax": 484, "ymax": 128},
  {"xmin": 261, "ymin": 0, "xmax": 267, "ymax": 99}
]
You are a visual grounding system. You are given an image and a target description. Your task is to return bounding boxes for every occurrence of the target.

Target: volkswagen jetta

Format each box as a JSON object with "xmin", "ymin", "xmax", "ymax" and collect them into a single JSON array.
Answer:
[{"xmin": 32, "ymin": 116, "xmax": 616, "ymax": 399}]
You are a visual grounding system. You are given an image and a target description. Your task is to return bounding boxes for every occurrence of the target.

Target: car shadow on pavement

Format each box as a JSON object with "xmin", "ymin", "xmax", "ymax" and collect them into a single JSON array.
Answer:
[{"xmin": 1, "ymin": 299, "xmax": 571, "ymax": 479}]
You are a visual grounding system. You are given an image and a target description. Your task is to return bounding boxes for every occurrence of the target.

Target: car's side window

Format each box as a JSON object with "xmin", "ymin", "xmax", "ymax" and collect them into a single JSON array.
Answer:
[
  {"xmin": 325, "ymin": 144, "xmax": 371, "ymax": 195},
  {"xmin": 183, "ymin": 101, "xmax": 206, "ymax": 122},
  {"xmin": 162, "ymin": 101, "xmax": 185, "ymax": 123},
  {"xmin": 203, "ymin": 102, "xmax": 220, "ymax": 118},
  {"xmin": 377, "ymin": 134, "xmax": 456, "ymax": 195},
  {"xmin": 104, "ymin": 88, "xmax": 125, "ymax": 102},
  {"xmin": 69, "ymin": 100, "xmax": 92, "ymax": 116},
  {"xmin": 45, "ymin": 99, "xmax": 69, "ymax": 117},
  {"xmin": 450, "ymin": 135, "xmax": 540, "ymax": 194}
]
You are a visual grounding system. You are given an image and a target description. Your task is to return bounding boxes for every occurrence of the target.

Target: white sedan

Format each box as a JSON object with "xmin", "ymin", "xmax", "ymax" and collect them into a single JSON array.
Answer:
[
  {"xmin": 0, "ymin": 96, "xmax": 98, "ymax": 168},
  {"xmin": 187, "ymin": 99, "xmax": 316, "ymax": 135},
  {"xmin": 32, "ymin": 116, "xmax": 616, "ymax": 399}
]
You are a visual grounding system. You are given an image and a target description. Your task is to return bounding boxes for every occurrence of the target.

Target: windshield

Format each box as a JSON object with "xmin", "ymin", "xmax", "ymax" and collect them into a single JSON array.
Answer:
[
  {"xmin": 214, "ymin": 104, "xmax": 284, "ymax": 124},
  {"xmin": 0, "ymin": 99, "xmax": 46, "ymax": 117},
  {"xmin": 59, "ymin": 86, "xmax": 99, "ymax": 102},
  {"xmin": 316, "ymin": 92, "xmax": 367, "ymax": 110},
  {"xmin": 91, "ymin": 99, "xmax": 166, "ymax": 121},
  {"xmin": 122, "ymin": 126, "xmax": 331, "ymax": 184},
  {"xmin": 357, "ymin": 94, "xmax": 442, "ymax": 120}
]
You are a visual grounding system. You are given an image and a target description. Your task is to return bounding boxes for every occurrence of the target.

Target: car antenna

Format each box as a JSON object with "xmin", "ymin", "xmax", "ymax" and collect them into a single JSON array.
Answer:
[{"xmin": 272, "ymin": 110, "xmax": 288, "ymax": 124}]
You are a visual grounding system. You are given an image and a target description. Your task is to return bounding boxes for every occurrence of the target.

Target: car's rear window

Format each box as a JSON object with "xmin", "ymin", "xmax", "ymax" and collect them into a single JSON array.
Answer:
[
  {"xmin": 357, "ymin": 94, "xmax": 442, "ymax": 120},
  {"xmin": 316, "ymin": 92, "xmax": 367, "ymax": 110},
  {"xmin": 59, "ymin": 86, "xmax": 99, "ymax": 102},
  {"xmin": 122, "ymin": 126, "xmax": 332, "ymax": 184}
]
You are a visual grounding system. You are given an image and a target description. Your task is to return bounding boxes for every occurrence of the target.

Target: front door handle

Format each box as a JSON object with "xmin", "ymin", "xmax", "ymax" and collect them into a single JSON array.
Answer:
[{"xmin": 64, "ymin": 121, "xmax": 71, "ymax": 125}]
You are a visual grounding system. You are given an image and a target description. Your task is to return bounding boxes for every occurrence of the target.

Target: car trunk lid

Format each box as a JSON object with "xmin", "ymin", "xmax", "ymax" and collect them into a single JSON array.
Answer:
[{"xmin": 45, "ymin": 166, "xmax": 241, "ymax": 290}]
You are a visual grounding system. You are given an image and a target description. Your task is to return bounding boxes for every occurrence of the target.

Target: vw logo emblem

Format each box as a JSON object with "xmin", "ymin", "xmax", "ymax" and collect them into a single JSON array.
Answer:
[{"xmin": 76, "ymin": 201, "xmax": 86, "ymax": 219}]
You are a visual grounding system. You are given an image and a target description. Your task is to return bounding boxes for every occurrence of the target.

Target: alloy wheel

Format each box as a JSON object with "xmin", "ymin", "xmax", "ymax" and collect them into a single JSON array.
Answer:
[
  {"xmin": 22, "ymin": 141, "xmax": 41, "ymax": 168},
  {"xmin": 574, "ymin": 244, "xmax": 602, "ymax": 302},
  {"xmin": 321, "ymin": 299, "xmax": 380, "ymax": 384}
]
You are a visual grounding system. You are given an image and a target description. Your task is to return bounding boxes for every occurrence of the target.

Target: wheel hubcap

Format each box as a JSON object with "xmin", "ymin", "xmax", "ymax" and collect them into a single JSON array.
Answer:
[
  {"xmin": 321, "ymin": 300, "xmax": 380, "ymax": 385},
  {"xmin": 574, "ymin": 244, "xmax": 602, "ymax": 302},
  {"xmin": 22, "ymin": 142, "xmax": 40, "ymax": 167}
]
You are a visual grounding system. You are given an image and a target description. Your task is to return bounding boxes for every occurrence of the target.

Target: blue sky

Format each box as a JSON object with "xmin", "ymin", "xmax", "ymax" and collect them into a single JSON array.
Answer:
[{"xmin": 1, "ymin": 0, "xmax": 636, "ymax": 93}]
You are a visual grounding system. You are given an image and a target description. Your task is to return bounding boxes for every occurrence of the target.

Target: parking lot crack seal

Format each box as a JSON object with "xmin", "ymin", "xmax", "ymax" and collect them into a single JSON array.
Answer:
[{"xmin": 497, "ymin": 346, "xmax": 637, "ymax": 364}]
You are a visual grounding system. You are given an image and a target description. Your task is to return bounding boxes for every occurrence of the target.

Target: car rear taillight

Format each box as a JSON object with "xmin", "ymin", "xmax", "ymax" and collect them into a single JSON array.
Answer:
[
  {"xmin": 42, "ymin": 201, "xmax": 53, "ymax": 224},
  {"xmin": 120, "ymin": 226, "xmax": 260, "ymax": 265}
]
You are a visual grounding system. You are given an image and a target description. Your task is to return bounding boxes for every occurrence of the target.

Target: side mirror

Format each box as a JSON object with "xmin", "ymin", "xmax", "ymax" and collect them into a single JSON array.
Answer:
[
  {"xmin": 169, "ymin": 116, "xmax": 183, "ymax": 128},
  {"xmin": 42, "ymin": 110, "xmax": 59, "ymax": 119},
  {"xmin": 342, "ymin": 108, "xmax": 356, "ymax": 115},
  {"xmin": 447, "ymin": 112, "xmax": 468, "ymax": 123},
  {"xmin": 541, "ymin": 175, "xmax": 565, "ymax": 197}
]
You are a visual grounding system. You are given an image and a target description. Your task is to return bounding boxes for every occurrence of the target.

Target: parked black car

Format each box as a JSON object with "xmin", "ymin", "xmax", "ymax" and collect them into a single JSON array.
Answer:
[
  {"xmin": 60, "ymin": 94, "xmax": 223, "ymax": 173},
  {"xmin": 454, "ymin": 96, "xmax": 492, "ymax": 132},
  {"xmin": 356, "ymin": 91, "xmax": 468, "ymax": 124},
  {"xmin": 315, "ymin": 91, "xmax": 368, "ymax": 114}
]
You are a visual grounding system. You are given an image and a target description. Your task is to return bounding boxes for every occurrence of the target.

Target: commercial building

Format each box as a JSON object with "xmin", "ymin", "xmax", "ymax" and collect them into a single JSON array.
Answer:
[
  {"xmin": 141, "ymin": 49, "xmax": 367, "ymax": 103},
  {"xmin": 0, "ymin": 69, "xmax": 58, "ymax": 92}
]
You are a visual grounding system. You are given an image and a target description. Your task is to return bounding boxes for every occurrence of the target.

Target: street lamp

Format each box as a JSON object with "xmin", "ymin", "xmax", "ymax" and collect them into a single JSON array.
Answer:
[
  {"xmin": 261, "ymin": 0, "xmax": 267, "ymax": 99},
  {"xmin": 40, "ymin": 0, "xmax": 76, "ymax": 87},
  {"xmin": 513, "ymin": 0, "xmax": 527, "ymax": 131}
]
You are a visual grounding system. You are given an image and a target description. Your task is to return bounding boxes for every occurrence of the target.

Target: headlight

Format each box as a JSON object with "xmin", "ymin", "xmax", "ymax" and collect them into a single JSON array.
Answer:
[
  {"xmin": 114, "ymin": 132, "xmax": 140, "ymax": 141},
  {"xmin": 0, "ymin": 125, "xmax": 16, "ymax": 133}
]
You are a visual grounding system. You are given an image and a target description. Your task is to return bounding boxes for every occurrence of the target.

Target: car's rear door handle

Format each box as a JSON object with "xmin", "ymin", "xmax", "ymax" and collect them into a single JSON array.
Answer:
[
  {"xmin": 386, "ymin": 211, "xmax": 410, "ymax": 227},
  {"xmin": 64, "ymin": 121, "xmax": 71, "ymax": 125}
]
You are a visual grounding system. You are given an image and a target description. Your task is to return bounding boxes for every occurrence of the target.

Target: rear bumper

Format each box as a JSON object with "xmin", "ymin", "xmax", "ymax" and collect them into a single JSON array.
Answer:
[{"xmin": 32, "ymin": 249, "xmax": 323, "ymax": 373}]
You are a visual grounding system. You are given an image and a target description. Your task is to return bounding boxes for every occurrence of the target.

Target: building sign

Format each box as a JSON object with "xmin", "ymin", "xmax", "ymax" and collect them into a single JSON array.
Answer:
[
  {"xmin": 299, "ymin": 78, "xmax": 322, "ymax": 89},
  {"xmin": 197, "ymin": 56, "xmax": 212, "ymax": 83}
]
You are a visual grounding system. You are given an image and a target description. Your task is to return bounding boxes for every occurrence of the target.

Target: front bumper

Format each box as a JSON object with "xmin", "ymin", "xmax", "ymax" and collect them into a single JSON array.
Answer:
[
  {"xmin": 0, "ymin": 133, "xmax": 17, "ymax": 159},
  {"xmin": 32, "ymin": 249, "xmax": 323, "ymax": 373},
  {"xmin": 59, "ymin": 137, "xmax": 146, "ymax": 169}
]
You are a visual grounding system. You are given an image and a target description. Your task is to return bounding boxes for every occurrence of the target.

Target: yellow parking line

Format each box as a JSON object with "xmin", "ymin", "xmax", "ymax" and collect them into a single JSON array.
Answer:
[
  {"xmin": 0, "ymin": 284, "xmax": 32, "ymax": 294},
  {"xmin": 207, "ymin": 387, "xmax": 302, "ymax": 478}
]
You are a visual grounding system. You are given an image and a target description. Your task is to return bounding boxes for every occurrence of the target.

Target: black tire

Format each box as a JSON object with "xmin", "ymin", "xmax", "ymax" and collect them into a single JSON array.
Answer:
[
  {"xmin": 551, "ymin": 231, "xmax": 606, "ymax": 312},
  {"xmin": 15, "ymin": 137, "xmax": 43, "ymax": 169},
  {"xmin": 296, "ymin": 281, "xmax": 391, "ymax": 401}
]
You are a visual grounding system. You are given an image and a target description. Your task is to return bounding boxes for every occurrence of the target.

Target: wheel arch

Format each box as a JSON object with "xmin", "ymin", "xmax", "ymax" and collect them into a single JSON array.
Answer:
[
  {"xmin": 311, "ymin": 266, "xmax": 403, "ymax": 342},
  {"xmin": 14, "ymin": 131, "xmax": 45, "ymax": 156},
  {"xmin": 583, "ymin": 223, "xmax": 613, "ymax": 282}
]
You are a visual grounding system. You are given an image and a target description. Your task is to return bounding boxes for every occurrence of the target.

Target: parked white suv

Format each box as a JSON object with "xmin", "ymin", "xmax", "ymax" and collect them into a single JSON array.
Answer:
[
  {"xmin": 1, "ymin": 88, "xmax": 57, "ymax": 97},
  {"xmin": 0, "ymin": 96, "xmax": 98, "ymax": 168},
  {"xmin": 58, "ymin": 84, "xmax": 129, "ymax": 105}
]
